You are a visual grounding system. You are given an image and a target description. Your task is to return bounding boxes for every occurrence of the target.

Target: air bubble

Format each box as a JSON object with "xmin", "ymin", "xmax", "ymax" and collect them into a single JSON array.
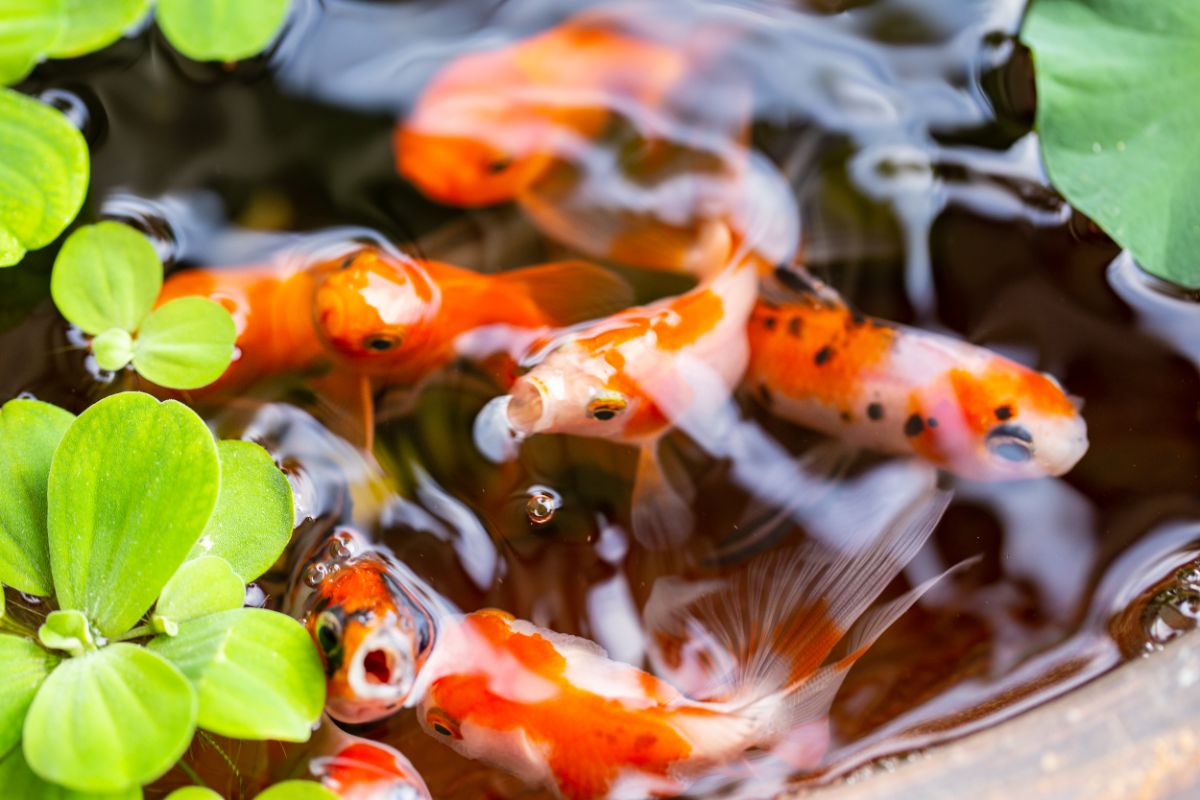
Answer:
[
  {"xmin": 327, "ymin": 531, "xmax": 354, "ymax": 562},
  {"xmin": 526, "ymin": 487, "xmax": 562, "ymax": 525},
  {"xmin": 1142, "ymin": 586, "xmax": 1200, "ymax": 647},
  {"xmin": 302, "ymin": 562, "xmax": 329, "ymax": 587},
  {"xmin": 244, "ymin": 583, "xmax": 268, "ymax": 607}
]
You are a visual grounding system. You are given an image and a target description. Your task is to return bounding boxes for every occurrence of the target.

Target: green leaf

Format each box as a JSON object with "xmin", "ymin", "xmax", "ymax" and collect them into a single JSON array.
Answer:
[
  {"xmin": 0, "ymin": 88, "xmax": 88, "ymax": 267},
  {"xmin": 23, "ymin": 644, "xmax": 195, "ymax": 792},
  {"xmin": 190, "ymin": 440, "xmax": 294, "ymax": 582},
  {"xmin": 156, "ymin": 555, "xmax": 244, "ymax": 625},
  {"xmin": 47, "ymin": 392, "xmax": 220, "ymax": 638},
  {"xmin": 92, "ymin": 327, "xmax": 133, "ymax": 371},
  {"xmin": 165, "ymin": 789, "xmax": 222, "ymax": 800},
  {"xmin": 155, "ymin": 0, "xmax": 290, "ymax": 62},
  {"xmin": 0, "ymin": 0, "xmax": 64, "ymax": 85},
  {"xmin": 37, "ymin": 609, "xmax": 97, "ymax": 657},
  {"xmin": 148, "ymin": 608, "xmax": 324, "ymax": 742},
  {"xmin": 49, "ymin": 0, "xmax": 151, "ymax": 58},
  {"xmin": 0, "ymin": 398, "xmax": 74, "ymax": 596},
  {"xmin": 132, "ymin": 296, "xmax": 236, "ymax": 390},
  {"xmin": 256, "ymin": 781, "xmax": 339, "ymax": 800},
  {"xmin": 1022, "ymin": 0, "xmax": 1200, "ymax": 288},
  {"xmin": 50, "ymin": 222, "xmax": 161, "ymax": 335},
  {"xmin": 0, "ymin": 634, "xmax": 56, "ymax": 758},
  {"xmin": 0, "ymin": 749, "xmax": 141, "ymax": 799}
]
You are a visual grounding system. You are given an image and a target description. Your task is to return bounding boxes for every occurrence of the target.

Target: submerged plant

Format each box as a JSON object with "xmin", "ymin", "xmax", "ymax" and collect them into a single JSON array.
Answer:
[
  {"xmin": 51, "ymin": 221, "xmax": 237, "ymax": 389},
  {"xmin": 0, "ymin": 392, "xmax": 323, "ymax": 796}
]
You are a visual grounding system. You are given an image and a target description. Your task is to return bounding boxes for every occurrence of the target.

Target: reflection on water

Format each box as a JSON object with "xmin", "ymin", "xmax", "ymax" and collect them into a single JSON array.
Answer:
[{"xmin": 2, "ymin": 0, "xmax": 1199, "ymax": 797}]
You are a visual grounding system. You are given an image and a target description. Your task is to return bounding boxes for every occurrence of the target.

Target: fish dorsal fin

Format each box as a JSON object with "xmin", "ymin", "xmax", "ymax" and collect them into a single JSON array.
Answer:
[
  {"xmin": 646, "ymin": 486, "xmax": 951, "ymax": 730},
  {"xmin": 494, "ymin": 260, "xmax": 634, "ymax": 326},
  {"xmin": 761, "ymin": 263, "xmax": 847, "ymax": 310}
]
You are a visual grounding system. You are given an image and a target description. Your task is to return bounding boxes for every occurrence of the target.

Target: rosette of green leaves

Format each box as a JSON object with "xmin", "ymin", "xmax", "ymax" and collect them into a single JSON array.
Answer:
[
  {"xmin": 1022, "ymin": 0, "xmax": 1200, "ymax": 289},
  {"xmin": 50, "ymin": 221, "xmax": 237, "ymax": 389},
  {"xmin": 0, "ymin": 392, "xmax": 322, "ymax": 795},
  {"xmin": 167, "ymin": 782, "xmax": 337, "ymax": 800}
]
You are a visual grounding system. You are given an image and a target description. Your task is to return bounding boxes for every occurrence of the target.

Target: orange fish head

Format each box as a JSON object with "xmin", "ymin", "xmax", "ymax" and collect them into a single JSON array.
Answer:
[
  {"xmin": 396, "ymin": 124, "xmax": 555, "ymax": 207},
  {"xmin": 311, "ymin": 739, "xmax": 431, "ymax": 800},
  {"xmin": 306, "ymin": 556, "xmax": 438, "ymax": 724},
  {"xmin": 505, "ymin": 347, "xmax": 640, "ymax": 440},
  {"xmin": 312, "ymin": 248, "xmax": 438, "ymax": 371},
  {"xmin": 946, "ymin": 363, "xmax": 1088, "ymax": 480}
]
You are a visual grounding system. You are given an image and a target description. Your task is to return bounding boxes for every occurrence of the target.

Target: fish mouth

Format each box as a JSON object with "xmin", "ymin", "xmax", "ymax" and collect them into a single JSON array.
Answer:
[
  {"xmin": 506, "ymin": 377, "xmax": 547, "ymax": 435},
  {"xmin": 347, "ymin": 628, "xmax": 415, "ymax": 705}
]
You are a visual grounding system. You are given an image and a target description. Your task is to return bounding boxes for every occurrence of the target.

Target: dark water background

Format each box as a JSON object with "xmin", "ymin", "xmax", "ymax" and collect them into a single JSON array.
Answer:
[{"xmin": 4, "ymin": 0, "xmax": 1200, "ymax": 797}]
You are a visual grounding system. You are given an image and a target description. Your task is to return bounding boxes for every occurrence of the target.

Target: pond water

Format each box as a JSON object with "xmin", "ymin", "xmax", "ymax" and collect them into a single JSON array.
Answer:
[{"xmin": 4, "ymin": 0, "xmax": 1200, "ymax": 797}]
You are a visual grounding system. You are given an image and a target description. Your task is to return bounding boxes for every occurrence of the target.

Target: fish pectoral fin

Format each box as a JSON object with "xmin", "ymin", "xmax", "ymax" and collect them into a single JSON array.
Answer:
[
  {"xmin": 630, "ymin": 443, "xmax": 694, "ymax": 549},
  {"xmin": 495, "ymin": 259, "xmax": 634, "ymax": 326},
  {"xmin": 309, "ymin": 370, "xmax": 377, "ymax": 452}
]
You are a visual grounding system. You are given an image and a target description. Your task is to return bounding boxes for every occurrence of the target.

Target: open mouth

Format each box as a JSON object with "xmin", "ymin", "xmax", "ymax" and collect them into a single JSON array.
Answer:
[
  {"xmin": 506, "ymin": 377, "xmax": 546, "ymax": 434},
  {"xmin": 362, "ymin": 647, "xmax": 394, "ymax": 684},
  {"xmin": 348, "ymin": 629, "xmax": 415, "ymax": 704}
]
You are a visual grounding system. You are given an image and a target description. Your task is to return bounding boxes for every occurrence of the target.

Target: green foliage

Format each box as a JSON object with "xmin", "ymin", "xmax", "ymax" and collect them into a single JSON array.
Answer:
[
  {"xmin": 50, "ymin": 222, "xmax": 237, "ymax": 389},
  {"xmin": 166, "ymin": 780, "xmax": 338, "ymax": 800},
  {"xmin": 150, "ymin": 608, "xmax": 326, "ymax": 742},
  {"xmin": 0, "ymin": 399, "xmax": 73, "ymax": 595},
  {"xmin": 23, "ymin": 644, "xmax": 196, "ymax": 792},
  {"xmin": 0, "ymin": 0, "xmax": 63, "ymax": 84},
  {"xmin": 0, "ymin": 749, "xmax": 141, "ymax": 799},
  {"xmin": 155, "ymin": 0, "xmax": 290, "ymax": 62},
  {"xmin": 51, "ymin": 0, "xmax": 152, "ymax": 58},
  {"xmin": 1022, "ymin": 0, "xmax": 1200, "ymax": 288},
  {"xmin": 48, "ymin": 393, "xmax": 221, "ymax": 638},
  {"xmin": 191, "ymin": 440, "xmax": 295, "ymax": 582},
  {"xmin": 0, "ymin": 88, "xmax": 89, "ymax": 267},
  {"xmin": 0, "ymin": 392, "xmax": 314, "ymax": 794}
]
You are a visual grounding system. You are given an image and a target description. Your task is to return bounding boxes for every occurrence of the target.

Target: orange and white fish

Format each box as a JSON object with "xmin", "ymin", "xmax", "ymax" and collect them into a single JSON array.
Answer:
[
  {"xmin": 310, "ymin": 738, "xmax": 431, "ymax": 800},
  {"xmin": 311, "ymin": 247, "xmax": 633, "ymax": 388},
  {"xmin": 488, "ymin": 259, "xmax": 759, "ymax": 545},
  {"xmin": 396, "ymin": 7, "xmax": 797, "ymax": 276},
  {"xmin": 301, "ymin": 490, "xmax": 954, "ymax": 800},
  {"xmin": 744, "ymin": 283, "xmax": 1089, "ymax": 480}
]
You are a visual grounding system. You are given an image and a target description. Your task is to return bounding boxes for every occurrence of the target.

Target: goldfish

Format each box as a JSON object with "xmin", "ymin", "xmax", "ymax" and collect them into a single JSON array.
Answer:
[
  {"xmin": 396, "ymin": 6, "xmax": 798, "ymax": 275},
  {"xmin": 312, "ymin": 247, "xmax": 633, "ymax": 387},
  {"xmin": 302, "ymin": 486, "xmax": 955, "ymax": 800},
  {"xmin": 744, "ymin": 281, "xmax": 1089, "ymax": 480},
  {"xmin": 488, "ymin": 259, "xmax": 760, "ymax": 546},
  {"xmin": 310, "ymin": 737, "xmax": 431, "ymax": 800}
]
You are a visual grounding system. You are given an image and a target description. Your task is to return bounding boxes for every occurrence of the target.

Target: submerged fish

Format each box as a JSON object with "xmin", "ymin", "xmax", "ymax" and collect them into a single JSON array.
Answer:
[
  {"xmin": 310, "ymin": 737, "xmax": 432, "ymax": 800},
  {"xmin": 302, "ymin": 490, "xmax": 954, "ymax": 800},
  {"xmin": 494, "ymin": 260, "xmax": 759, "ymax": 546},
  {"xmin": 745, "ymin": 283, "xmax": 1089, "ymax": 480},
  {"xmin": 312, "ymin": 247, "xmax": 633, "ymax": 388}
]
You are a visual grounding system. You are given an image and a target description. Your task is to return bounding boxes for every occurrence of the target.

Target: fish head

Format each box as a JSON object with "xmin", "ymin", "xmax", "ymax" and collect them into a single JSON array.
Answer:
[
  {"xmin": 305, "ymin": 556, "xmax": 438, "ymax": 723},
  {"xmin": 312, "ymin": 248, "xmax": 437, "ymax": 369},
  {"xmin": 311, "ymin": 739, "xmax": 432, "ymax": 800},
  {"xmin": 505, "ymin": 346, "xmax": 644, "ymax": 440},
  {"xmin": 946, "ymin": 363, "xmax": 1089, "ymax": 480}
]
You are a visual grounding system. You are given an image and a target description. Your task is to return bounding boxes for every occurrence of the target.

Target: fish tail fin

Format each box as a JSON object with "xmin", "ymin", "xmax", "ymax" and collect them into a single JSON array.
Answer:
[
  {"xmin": 494, "ymin": 260, "xmax": 634, "ymax": 326},
  {"xmin": 631, "ymin": 442, "xmax": 695, "ymax": 549},
  {"xmin": 648, "ymin": 487, "xmax": 952, "ymax": 736}
]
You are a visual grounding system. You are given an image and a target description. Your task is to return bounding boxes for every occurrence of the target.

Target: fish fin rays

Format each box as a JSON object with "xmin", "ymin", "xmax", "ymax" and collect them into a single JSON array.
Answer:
[
  {"xmin": 308, "ymin": 370, "xmax": 377, "ymax": 452},
  {"xmin": 495, "ymin": 260, "xmax": 634, "ymax": 326},
  {"xmin": 631, "ymin": 443, "xmax": 695, "ymax": 549}
]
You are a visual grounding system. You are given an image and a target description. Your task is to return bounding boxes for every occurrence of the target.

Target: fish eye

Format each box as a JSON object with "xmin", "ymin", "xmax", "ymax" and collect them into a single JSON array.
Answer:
[
  {"xmin": 339, "ymin": 253, "xmax": 359, "ymax": 270},
  {"xmin": 362, "ymin": 334, "xmax": 402, "ymax": 352},
  {"xmin": 426, "ymin": 708, "xmax": 462, "ymax": 739},
  {"xmin": 986, "ymin": 423, "xmax": 1034, "ymax": 463},
  {"xmin": 486, "ymin": 156, "xmax": 512, "ymax": 174},
  {"xmin": 586, "ymin": 393, "xmax": 628, "ymax": 421},
  {"xmin": 314, "ymin": 611, "xmax": 342, "ymax": 658}
]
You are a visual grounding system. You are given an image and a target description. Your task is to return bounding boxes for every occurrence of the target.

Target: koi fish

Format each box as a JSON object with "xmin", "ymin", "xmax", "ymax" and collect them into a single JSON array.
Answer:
[
  {"xmin": 490, "ymin": 260, "xmax": 759, "ymax": 546},
  {"xmin": 302, "ymin": 488, "xmax": 955, "ymax": 800},
  {"xmin": 396, "ymin": 7, "xmax": 798, "ymax": 275},
  {"xmin": 310, "ymin": 738, "xmax": 431, "ymax": 800},
  {"xmin": 156, "ymin": 261, "xmax": 326, "ymax": 392},
  {"xmin": 745, "ymin": 284, "xmax": 1089, "ymax": 480},
  {"xmin": 312, "ymin": 247, "xmax": 634, "ymax": 388}
]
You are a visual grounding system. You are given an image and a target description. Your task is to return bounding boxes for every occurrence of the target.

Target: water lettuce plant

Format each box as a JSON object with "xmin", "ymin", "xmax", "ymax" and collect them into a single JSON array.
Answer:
[
  {"xmin": 51, "ymin": 221, "xmax": 237, "ymax": 389},
  {"xmin": 0, "ymin": 392, "xmax": 323, "ymax": 796},
  {"xmin": 167, "ymin": 782, "xmax": 337, "ymax": 800},
  {"xmin": 1023, "ymin": 0, "xmax": 1200, "ymax": 289}
]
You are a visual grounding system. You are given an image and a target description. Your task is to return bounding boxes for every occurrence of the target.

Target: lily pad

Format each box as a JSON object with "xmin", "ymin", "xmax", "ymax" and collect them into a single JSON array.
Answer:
[
  {"xmin": 133, "ymin": 296, "xmax": 236, "ymax": 390},
  {"xmin": 1023, "ymin": 0, "xmax": 1200, "ymax": 288},
  {"xmin": 22, "ymin": 644, "xmax": 195, "ymax": 792},
  {"xmin": 0, "ymin": 0, "xmax": 64, "ymax": 85},
  {"xmin": 50, "ymin": 222, "xmax": 161, "ymax": 335},
  {"xmin": 149, "ymin": 608, "xmax": 324, "ymax": 742},
  {"xmin": 0, "ymin": 634, "xmax": 57, "ymax": 758},
  {"xmin": 156, "ymin": 555, "xmax": 245, "ymax": 625},
  {"xmin": 47, "ymin": 393, "xmax": 220, "ymax": 638},
  {"xmin": 0, "ymin": 398, "xmax": 75, "ymax": 596},
  {"xmin": 0, "ymin": 88, "xmax": 89, "ymax": 267},
  {"xmin": 189, "ymin": 440, "xmax": 294, "ymax": 582},
  {"xmin": 155, "ymin": 0, "xmax": 291, "ymax": 62}
]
